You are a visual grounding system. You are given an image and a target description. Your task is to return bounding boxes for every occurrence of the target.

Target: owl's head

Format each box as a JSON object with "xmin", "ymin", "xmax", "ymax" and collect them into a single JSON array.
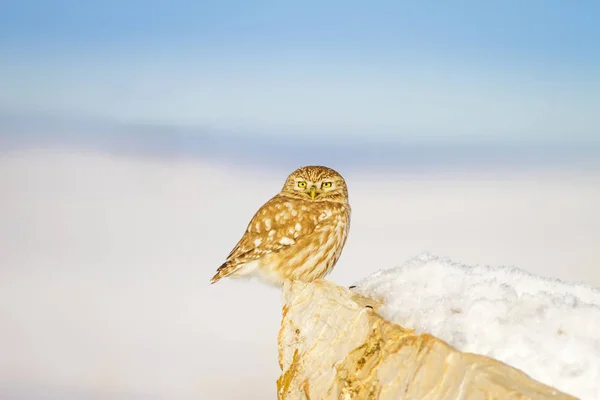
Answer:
[{"xmin": 280, "ymin": 165, "xmax": 349, "ymax": 203}]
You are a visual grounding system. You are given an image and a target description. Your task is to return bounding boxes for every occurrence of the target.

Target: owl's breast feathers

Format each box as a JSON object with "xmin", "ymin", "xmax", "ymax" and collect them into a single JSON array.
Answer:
[{"xmin": 210, "ymin": 195, "xmax": 350, "ymax": 284}]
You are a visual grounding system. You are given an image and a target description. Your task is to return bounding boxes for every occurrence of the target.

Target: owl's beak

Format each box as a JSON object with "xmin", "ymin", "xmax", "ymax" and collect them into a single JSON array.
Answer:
[{"xmin": 309, "ymin": 186, "xmax": 317, "ymax": 200}]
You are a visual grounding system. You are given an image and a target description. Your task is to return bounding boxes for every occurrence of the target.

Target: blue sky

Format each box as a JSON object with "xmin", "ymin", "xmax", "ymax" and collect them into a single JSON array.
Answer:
[{"xmin": 1, "ymin": 0, "xmax": 599, "ymax": 142}]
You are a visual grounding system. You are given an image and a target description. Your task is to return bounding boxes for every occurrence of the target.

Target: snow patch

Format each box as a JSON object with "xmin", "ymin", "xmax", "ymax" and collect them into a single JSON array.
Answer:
[{"xmin": 353, "ymin": 252, "xmax": 600, "ymax": 400}]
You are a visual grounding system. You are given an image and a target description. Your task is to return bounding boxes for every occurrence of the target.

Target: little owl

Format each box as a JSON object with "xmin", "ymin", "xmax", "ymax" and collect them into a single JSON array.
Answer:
[{"xmin": 210, "ymin": 165, "xmax": 351, "ymax": 287}]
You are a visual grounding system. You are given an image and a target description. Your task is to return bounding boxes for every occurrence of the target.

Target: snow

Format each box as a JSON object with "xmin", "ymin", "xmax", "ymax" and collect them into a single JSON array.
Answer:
[{"xmin": 353, "ymin": 252, "xmax": 600, "ymax": 400}]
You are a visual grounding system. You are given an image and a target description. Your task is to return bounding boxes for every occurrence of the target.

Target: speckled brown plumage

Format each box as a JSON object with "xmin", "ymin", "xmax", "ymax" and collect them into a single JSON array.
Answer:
[{"xmin": 210, "ymin": 165, "xmax": 351, "ymax": 286}]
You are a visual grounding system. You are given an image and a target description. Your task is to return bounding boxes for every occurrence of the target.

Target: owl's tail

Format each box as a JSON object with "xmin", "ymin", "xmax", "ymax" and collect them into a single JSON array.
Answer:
[
  {"xmin": 210, "ymin": 260, "xmax": 258, "ymax": 284},
  {"xmin": 210, "ymin": 262, "xmax": 230, "ymax": 284},
  {"xmin": 210, "ymin": 261, "xmax": 243, "ymax": 284}
]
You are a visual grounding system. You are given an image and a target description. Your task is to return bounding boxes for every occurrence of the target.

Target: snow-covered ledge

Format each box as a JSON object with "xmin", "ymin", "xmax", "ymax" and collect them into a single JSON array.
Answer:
[{"xmin": 277, "ymin": 254, "xmax": 600, "ymax": 399}]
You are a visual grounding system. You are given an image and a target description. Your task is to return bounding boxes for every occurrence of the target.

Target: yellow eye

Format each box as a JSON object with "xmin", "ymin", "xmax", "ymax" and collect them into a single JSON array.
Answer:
[
  {"xmin": 297, "ymin": 181, "xmax": 307, "ymax": 188},
  {"xmin": 321, "ymin": 181, "xmax": 332, "ymax": 188}
]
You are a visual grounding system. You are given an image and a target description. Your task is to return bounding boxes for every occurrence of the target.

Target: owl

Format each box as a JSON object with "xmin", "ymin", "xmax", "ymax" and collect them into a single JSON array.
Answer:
[{"xmin": 210, "ymin": 165, "xmax": 351, "ymax": 287}]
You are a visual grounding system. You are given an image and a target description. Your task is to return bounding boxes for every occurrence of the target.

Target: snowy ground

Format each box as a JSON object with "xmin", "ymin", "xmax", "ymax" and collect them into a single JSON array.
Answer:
[
  {"xmin": 1, "ymin": 148, "xmax": 600, "ymax": 399},
  {"xmin": 354, "ymin": 253, "xmax": 600, "ymax": 399}
]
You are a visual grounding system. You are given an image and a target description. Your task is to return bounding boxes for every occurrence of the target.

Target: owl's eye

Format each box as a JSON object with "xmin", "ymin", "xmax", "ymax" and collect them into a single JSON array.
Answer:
[
  {"xmin": 321, "ymin": 181, "xmax": 332, "ymax": 189},
  {"xmin": 297, "ymin": 181, "xmax": 307, "ymax": 188}
]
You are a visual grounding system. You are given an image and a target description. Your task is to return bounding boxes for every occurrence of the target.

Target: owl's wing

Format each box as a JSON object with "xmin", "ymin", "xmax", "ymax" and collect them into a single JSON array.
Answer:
[{"xmin": 224, "ymin": 195, "xmax": 319, "ymax": 266}]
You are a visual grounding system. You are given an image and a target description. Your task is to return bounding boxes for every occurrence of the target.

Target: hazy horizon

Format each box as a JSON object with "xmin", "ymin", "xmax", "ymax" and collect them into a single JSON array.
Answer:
[{"xmin": 2, "ymin": 113, "xmax": 600, "ymax": 178}]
